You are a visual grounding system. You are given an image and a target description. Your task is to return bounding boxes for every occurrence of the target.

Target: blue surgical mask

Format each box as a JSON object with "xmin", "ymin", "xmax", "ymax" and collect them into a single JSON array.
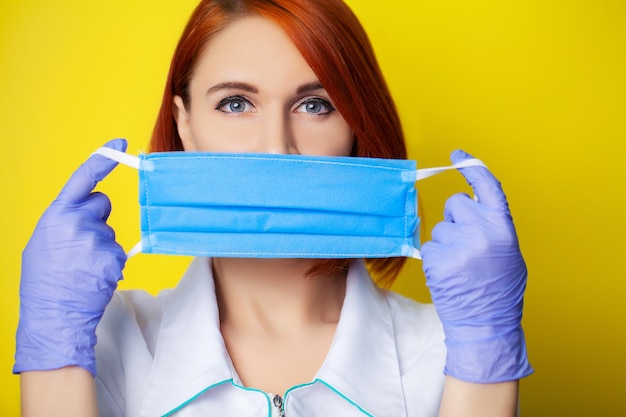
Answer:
[{"xmin": 94, "ymin": 147, "xmax": 485, "ymax": 260}]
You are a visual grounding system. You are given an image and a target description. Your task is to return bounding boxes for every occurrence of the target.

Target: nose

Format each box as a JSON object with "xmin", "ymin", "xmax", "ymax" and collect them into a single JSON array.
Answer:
[{"xmin": 257, "ymin": 108, "xmax": 298, "ymax": 154}]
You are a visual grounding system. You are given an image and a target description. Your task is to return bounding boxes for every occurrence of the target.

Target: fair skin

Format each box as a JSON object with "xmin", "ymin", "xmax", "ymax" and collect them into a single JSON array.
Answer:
[{"xmin": 22, "ymin": 16, "xmax": 518, "ymax": 417}]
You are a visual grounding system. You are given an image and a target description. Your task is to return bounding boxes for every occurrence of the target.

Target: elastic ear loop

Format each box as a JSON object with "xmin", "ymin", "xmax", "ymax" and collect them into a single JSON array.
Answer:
[
  {"xmin": 410, "ymin": 158, "xmax": 488, "ymax": 260},
  {"xmin": 92, "ymin": 147, "xmax": 144, "ymax": 258}
]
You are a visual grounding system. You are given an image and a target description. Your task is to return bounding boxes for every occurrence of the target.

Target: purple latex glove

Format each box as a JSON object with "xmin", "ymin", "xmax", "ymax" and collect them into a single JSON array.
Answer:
[
  {"xmin": 14, "ymin": 139, "xmax": 127, "ymax": 376},
  {"xmin": 421, "ymin": 150, "xmax": 533, "ymax": 383}
]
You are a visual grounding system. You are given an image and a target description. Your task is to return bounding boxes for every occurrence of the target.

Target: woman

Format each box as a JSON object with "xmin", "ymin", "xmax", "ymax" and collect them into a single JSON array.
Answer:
[{"xmin": 15, "ymin": 1, "xmax": 532, "ymax": 416}]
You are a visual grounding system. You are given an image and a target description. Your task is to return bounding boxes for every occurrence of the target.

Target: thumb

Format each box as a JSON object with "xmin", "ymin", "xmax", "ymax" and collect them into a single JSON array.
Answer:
[
  {"xmin": 57, "ymin": 138, "xmax": 128, "ymax": 203},
  {"xmin": 451, "ymin": 149, "xmax": 508, "ymax": 210}
]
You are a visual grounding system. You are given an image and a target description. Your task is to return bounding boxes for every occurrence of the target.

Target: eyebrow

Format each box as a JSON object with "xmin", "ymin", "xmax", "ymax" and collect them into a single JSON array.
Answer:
[
  {"xmin": 296, "ymin": 81, "xmax": 325, "ymax": 94},
  {"xmin": 207, "ymin": 82, "xmax": 258, "ymax": 95},
  {"xmin": 206, "ymin": 81, "xmax": 325, "ymax": 96}
]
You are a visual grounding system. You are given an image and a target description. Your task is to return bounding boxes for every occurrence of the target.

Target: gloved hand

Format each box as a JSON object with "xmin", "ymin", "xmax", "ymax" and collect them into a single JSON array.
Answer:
[
  {"xmin": 14, "ymin": 139, "xmax": 127, "ymax": 376},
  {"xmin": 421, "ymin": 150, "xmax": 533, "ymax": 383}
]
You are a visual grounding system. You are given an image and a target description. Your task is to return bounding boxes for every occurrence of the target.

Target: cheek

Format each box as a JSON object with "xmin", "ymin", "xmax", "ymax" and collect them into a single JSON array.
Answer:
[
  {"xmin": 293, "ymin": 118, "xmax": 354, "ymax": 156},
  {"xmin": 188, "ymin": 114, "xmax": 260, "ymax": 152}
]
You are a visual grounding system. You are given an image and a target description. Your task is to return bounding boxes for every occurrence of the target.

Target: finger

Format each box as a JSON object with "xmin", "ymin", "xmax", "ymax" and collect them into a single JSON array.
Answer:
[
  {"xmin": 420, "ymin": 239, "xmax": 470, "ymax": 282},
  {"xmin": 81, "ymin": 192, "xmax": 113, "ymax": 221},
  {"xmin": 89, "ymin": 218, "xmax": 117, "ymax": 242},
  {"xmin": 430, "ymin": 221, "xmax": 457, "ymax": 245},
  {"xmin": 77, "ymin": 217, "xmax": 119, "ymax": 248},
  {"xmin": 57, "ymin": 138, "xmax": 128, "ymax": 204},
  {"xmin": 443, "ymin": 192, "xmax": 482, "ymax": 224},
  {"xmin": 451, "ymin": 149, "xmax": 508, "ymax": 210},
  {"xmin": 419, "ymin": 240, "xmax": 453, "ymax": 280}
]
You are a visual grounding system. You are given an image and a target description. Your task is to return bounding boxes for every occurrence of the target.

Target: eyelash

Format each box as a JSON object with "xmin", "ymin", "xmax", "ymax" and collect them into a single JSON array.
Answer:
[
  {"xmin": 215, "ymin": 95, "xmax": 253, "ymax": 113},
  {"xmin": 295, "ymin": 98, "xmax": 335, "ymax": 115},
  {"xmin": 214, "ymin": 95, "xmax": 336, "ymax": 115}
]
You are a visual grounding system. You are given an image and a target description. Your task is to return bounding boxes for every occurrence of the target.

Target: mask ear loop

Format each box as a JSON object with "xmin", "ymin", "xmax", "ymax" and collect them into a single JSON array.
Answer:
[
  {"xmin": 92, "ymin": 147, "xmax": 144, "ymax": 258},
  {"xmin": 126, "ymin": 241, "xmax": 143, "ymax": 258},
  {"xmin": 92, "ymin": 146, "xmax": 141, "ymax": 169},
  {"xmin": 415, "ymin": 158, "xmax": 487, "ymax": 181},
  {"xmin": 410, "ymin": 158, "xmax": 488, "ymax": 260}
]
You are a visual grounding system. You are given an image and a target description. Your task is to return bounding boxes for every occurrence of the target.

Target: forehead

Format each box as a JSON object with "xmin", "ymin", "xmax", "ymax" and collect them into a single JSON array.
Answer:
[{"xmin": 190, "ymin": 16, "xmax": 318, "ymax": 88}]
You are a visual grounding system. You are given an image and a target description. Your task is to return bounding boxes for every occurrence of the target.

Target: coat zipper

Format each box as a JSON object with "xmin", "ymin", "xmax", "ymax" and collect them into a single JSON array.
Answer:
[{"xmin": 272, "ymin": 394, "xmax": 286, "ymax": 417}]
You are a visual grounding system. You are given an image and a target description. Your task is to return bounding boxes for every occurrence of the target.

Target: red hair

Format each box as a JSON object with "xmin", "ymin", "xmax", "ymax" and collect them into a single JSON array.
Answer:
[{"xmin": 151, "ymin": 0, "xmax": 408, "ymax": 287}]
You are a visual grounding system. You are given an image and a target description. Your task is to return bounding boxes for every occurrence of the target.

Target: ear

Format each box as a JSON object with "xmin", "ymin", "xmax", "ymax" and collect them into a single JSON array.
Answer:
[{"xmin": 173, "ymin": 95, "xmax": 196, "ymax": 151}]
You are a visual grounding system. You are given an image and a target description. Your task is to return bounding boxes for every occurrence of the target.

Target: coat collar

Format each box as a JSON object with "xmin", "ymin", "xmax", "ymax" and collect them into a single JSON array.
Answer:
[
  {"xmin": 140, "ymin": 258, "xmax": 406, "ymax": 417},
  {"xmin": 139, "ymin": 258, "xmax": 234, "ymax": 416},
  {"xmin": 314, "ymin": 259, "xmax": 407, "ymax": 416}
]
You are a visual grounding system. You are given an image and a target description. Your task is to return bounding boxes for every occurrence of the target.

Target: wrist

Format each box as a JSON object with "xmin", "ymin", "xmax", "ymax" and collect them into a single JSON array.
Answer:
[
  {"xmin": 443, "ymin": 325, "xmax": 533, "ymax": 383},
  {"xmin": 14, "ymin": 312, "xmax": 98, "ymax": 376}
]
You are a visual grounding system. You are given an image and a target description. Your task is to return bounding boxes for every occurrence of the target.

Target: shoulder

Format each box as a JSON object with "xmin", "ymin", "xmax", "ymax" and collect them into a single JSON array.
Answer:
[
  {"xmin": 384, "ymin": 291, "xmax": 446, "ymax": 415},
  {"xmin": 385, "ymin": 291, "xmax": 441, "ymax": 331},
  {"xmin": 95, "ymin": 288, "xmax": 173, "ymax": 416},
  {"xmin": 97, "ymin": 288, "xmax": 172, "ymax": 350},
  {"xmin": 384, "ymin": 291, "xmax": 445, "ymax": 370}
]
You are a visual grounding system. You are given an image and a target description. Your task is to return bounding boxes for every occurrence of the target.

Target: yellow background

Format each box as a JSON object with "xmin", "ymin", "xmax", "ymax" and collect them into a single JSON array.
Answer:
[{"xmin": 1, "ymin": 0, "xmax": 624, "ymax": 415}]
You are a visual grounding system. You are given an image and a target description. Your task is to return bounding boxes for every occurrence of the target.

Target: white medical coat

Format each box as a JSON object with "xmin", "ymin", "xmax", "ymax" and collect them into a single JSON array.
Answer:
[{"xmin": 95, "ymin": 258, "xmax": 446, "ymax": 416}]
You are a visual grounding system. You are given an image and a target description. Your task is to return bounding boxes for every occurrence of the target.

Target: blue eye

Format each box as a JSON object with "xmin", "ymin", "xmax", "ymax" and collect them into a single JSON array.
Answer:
[
  {"xmin": 216, "ymin": 96, "xmax": 253, "ymax": 113},
  {"xmin": 296, "ymin": 98, "xmax": 335, "ymax": 115}
]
